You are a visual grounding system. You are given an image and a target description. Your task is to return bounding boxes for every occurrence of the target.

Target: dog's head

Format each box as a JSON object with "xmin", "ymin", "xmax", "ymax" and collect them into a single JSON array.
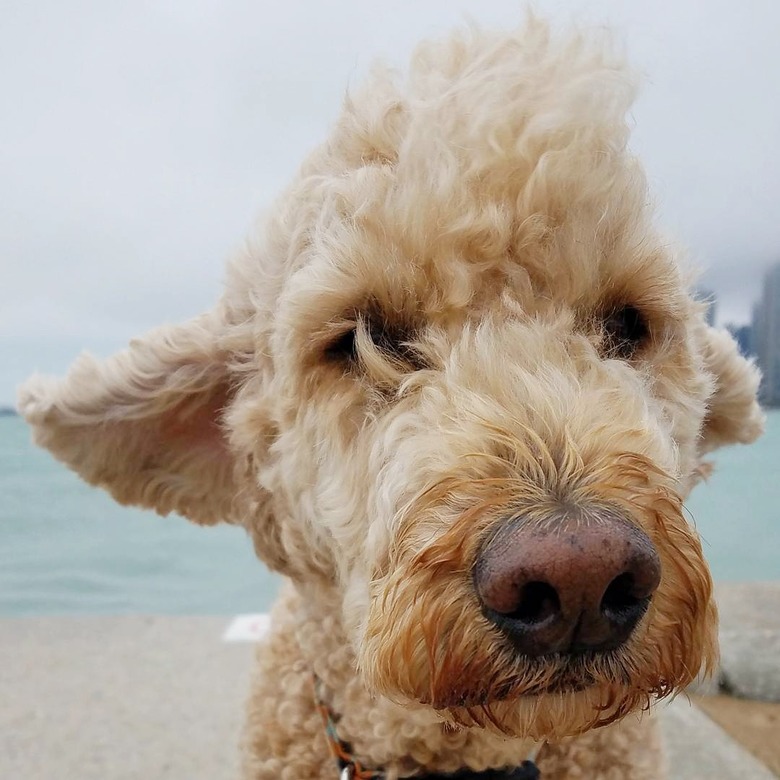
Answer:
[{"xmin": 20, "ymin": 20, "xmax": 763, "ymax": 740}]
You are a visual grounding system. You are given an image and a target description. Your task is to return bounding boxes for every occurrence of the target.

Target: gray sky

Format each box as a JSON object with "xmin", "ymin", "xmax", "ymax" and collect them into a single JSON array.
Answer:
[{"xmin": 2, "ymin": 0, "xmax": 780, "ymax": 405}]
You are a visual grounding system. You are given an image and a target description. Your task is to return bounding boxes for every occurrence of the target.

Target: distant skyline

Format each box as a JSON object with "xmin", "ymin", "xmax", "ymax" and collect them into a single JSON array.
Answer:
[
  {"xmin": 750, "ymin": 263, "xmax": 780, "ymax": 406},
  {"xmin": 3, "ymin": 1, "xmax": 780, "ymax": 404}
]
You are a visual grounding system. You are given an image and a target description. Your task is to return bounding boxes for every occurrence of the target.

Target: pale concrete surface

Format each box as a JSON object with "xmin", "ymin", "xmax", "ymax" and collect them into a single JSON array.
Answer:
[
  {"xmin": 1, "ymin": 612, "xmax": 777, "ymax": 779},
  {"xmin": 716, "ymin": 582, "xmax": 780, "ymax": 702},
  {"xmin": 0, "ymin": 616, "xmax": 254, "ymax": 780}
]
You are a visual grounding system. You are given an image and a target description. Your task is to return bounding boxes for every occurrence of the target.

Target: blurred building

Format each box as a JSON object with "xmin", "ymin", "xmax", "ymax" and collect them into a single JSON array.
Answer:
[
  {"xmin": 751, "ymin": 263, "xmax": 780, "ymax": 407},
  {"xmin": 726, "ymin": 323, "xmax": 753, "ymax": 357}
]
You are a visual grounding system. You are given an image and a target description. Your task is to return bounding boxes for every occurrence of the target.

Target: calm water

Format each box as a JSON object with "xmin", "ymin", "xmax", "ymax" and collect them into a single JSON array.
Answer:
[{"xmin": 1, "ymin": 413, "xmax": 778, "ymax": 616}]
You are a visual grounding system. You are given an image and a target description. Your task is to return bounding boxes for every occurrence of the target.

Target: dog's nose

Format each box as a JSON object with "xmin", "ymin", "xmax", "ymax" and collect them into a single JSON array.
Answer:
[{"xmin": 474, "ymin": 509, "xmax": 661, "ymax": 656}]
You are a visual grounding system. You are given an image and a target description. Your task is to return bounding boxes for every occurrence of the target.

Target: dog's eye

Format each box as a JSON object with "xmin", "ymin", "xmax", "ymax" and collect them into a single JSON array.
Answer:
[
  {"xmin": 602, "ymin": 305, "xmax": 649, "ymax": 359},
  {"xmin": 325, "ymin": 327, "xmax": 359, "ymax": 363},
  {"xmin": 324, "ymin": 316, "xmax": 423, "ymax": 370}
]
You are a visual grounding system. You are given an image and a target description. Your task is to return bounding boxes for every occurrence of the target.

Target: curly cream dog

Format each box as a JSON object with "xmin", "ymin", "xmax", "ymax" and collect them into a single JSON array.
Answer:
[{"xmin": 20, "ymin": 17, "xmax": 763, "ymax": 779}]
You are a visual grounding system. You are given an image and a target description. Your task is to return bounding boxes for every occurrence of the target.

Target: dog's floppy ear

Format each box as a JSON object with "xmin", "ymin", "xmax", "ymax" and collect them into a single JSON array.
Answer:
[
  {"xmin": 699, "ymin": 327, "xmax": 764, "ymax": 454},
  {"xmin": 18, "ymin": 311, "xmax": 239, "ymax": 525}
]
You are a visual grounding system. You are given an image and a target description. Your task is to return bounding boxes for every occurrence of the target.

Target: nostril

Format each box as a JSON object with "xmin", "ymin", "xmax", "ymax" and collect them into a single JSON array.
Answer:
[
  {"xmin": 600, "ymin": 572, "xmax": 649, "ymax": 624},
  {"xmin": 506, "ymin": 581, "xmax": 560, "ymax": 624}
]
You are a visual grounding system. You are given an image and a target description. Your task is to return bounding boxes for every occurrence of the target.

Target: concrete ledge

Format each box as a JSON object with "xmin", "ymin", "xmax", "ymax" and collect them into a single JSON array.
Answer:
[{"xmin": 716, "ymin": 583, "xmax": 780, "ymax": 702}]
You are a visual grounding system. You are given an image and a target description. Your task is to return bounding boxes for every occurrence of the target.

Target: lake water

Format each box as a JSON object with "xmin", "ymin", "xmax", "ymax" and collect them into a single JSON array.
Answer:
[{"xmin": 1, "ymin": 412, "xmax": 778, "ymax": 616}]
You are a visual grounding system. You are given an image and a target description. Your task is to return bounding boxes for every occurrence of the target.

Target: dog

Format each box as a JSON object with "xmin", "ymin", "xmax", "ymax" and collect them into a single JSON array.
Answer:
[{"xmin": 20, "ymin": 16, "xmax": 763, "ymax": 779}]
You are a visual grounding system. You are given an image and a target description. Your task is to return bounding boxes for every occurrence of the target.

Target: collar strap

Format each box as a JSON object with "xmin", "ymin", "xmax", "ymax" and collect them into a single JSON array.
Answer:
[
  {"xmin": 314, "ymin": 675, "xmax": 382, "ymax": 780},
  {"xmin": 312, "ymin": 675, "xmax": 542, "ymax": 780}
]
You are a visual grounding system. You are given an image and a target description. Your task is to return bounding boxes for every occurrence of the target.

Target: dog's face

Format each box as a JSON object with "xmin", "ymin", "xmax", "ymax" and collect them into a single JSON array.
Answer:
[{"xmin": 20, "ymin": 22, "xmax": 763, "ymax": 740}]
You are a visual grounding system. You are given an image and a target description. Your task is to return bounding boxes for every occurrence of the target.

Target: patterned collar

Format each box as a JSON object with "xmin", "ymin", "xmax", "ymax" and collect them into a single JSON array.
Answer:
[{"xmin": 313, "ymin": 675, "xmax": 543, "ymax": 780}]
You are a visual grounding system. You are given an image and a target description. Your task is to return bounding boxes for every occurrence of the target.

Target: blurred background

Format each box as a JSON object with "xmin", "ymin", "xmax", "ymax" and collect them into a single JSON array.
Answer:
[{"xmin": 2, "ymin": 0, "xmax": 779, "ymax": 617}]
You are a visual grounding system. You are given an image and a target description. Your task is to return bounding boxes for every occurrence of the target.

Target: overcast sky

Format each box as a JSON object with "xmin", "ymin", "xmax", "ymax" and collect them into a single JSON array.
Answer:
[{"xmin": 2, "ymin": 0, "xmax": 780, "ymax": 405}]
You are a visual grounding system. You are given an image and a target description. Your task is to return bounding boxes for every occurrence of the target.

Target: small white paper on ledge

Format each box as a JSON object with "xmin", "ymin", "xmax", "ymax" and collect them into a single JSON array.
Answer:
[{"xmin": 222, "ymin": 613, "xmax": 271, "ymax": 642}]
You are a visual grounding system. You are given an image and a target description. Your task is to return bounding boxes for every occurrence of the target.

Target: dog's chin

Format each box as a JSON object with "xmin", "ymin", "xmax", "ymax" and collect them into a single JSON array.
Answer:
[
  {"xmin": 413, "ymin": 655, "xmax": 659, "ymax": 740},
  {"xmin": 436, "ymin": 683, "xmax": 647, "ymax": 740},
  {"xmin": 366, "ymin": 652, "xmax": 668, "ymax": 740},
  {"xmin": 427, "ymin": 650, "xmax": 622, "ymax": 709}
]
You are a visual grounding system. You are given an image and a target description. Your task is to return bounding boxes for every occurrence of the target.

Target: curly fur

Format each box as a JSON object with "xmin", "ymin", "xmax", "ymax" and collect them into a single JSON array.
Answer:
[{"xmin": 19, "ymin": 16, "xmax": 763, "ymax": 780}]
